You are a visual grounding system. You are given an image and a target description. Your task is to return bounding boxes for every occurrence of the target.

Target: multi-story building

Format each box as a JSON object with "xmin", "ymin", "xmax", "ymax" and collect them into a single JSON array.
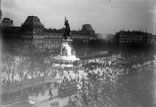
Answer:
[
  {"xmin": 81, "ymin": 24, "xmax": 95, "ymax": 35},
  {"xmin": 0, "ymin": 18, "xmax": 21, "ymax": 38},
  {"xmin": 114, "ymin": 30, "xmax": 153, "ymax": 47},
  {"xmin": 21, "ymin": 16, "xmax": 44, "ymax": 38},
  {"xmin": 0, "ymin": 16, "xmax": 97, "ymax": 40},
  {"xmin": 42, "ymin": 24, "xmax": 97, "ymax": 40},
  {"xmin": 0, "ymin": 18, "xmax": 14, "ymax": 28},
  {"xmin": 32, "ymin": 39, "xmax": 61, "ymax": 54}
]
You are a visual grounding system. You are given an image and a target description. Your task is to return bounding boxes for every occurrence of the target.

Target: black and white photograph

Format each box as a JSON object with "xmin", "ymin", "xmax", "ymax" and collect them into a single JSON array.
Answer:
[{"xmin": 0, "ymin": 0, "xmax": 156, "ymax": 107}]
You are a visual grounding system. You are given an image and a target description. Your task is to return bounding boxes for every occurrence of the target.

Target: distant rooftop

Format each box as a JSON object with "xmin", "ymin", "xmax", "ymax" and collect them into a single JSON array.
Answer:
[
  {"xmin": 0, "ymin": 17, "xmax": 14, "ymax": 27},
  {"xmin": 21, "ymin": 16, "xmax": 44, "ymax": 28}
]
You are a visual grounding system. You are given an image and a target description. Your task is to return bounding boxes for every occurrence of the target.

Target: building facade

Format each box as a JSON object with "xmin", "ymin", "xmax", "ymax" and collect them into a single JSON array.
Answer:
[
  {"xmin": 0, "ymin": 16, "xmax": 97, "ymax": 40},
  {"xmin": 114, "ymin": 31, "xmax": 153, "ymax": 47},
  {"xmin": 21, "ymin": 16, "xmax": 44, "ymax": 38},
  {"xmin": 42, "ymin": 24, "xmax": 97, "ymax": 40},
  {"xmin": 0, "ymin": 18, "xmax": 14, "ymax": 28}
]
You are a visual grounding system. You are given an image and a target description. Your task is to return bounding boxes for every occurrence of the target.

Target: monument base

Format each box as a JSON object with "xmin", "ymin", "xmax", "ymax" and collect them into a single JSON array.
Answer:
[
  {"xmin": 54, "ymin": 36, "xmax": 79, "ymax": 68},
  {"xmin": 61, "ymin": 36, "xmax": 72, "ymax": 42},
  {"xmin": 60, "ymin": 37, "xmax": 79, "ymax": 61}
]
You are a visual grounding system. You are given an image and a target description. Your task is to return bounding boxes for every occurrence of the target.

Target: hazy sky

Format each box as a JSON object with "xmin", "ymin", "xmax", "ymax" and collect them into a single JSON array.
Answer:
[{"xmin": 1, "ymin": 0, "xmax": 156, "ymax": 34}]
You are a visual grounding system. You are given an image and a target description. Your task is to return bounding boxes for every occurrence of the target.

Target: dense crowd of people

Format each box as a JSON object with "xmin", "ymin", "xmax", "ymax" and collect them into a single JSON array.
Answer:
[
  {"xmin": 62, "ymin": 54, "xmax": 155, "ymax": 106},
  {"xmin": 1, "ymin": 50, "xmax": 155, "ymax": 107},
  {"xmin": 1, "ymin": 53, "xmax": 57, "ymax": 84},
  {"xmin": 2, "ymin": 51, "xmax": 154, "ymax": 85}
]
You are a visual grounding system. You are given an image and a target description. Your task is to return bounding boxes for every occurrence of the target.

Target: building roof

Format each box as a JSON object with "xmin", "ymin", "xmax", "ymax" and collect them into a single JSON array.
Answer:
[
  {"xmin": 21, "ymin": 16, "xmax": 44, "ymax": 28},
  {"xmin": 0, "ymin": 17, "xmax": 14, "ymax": 27}
]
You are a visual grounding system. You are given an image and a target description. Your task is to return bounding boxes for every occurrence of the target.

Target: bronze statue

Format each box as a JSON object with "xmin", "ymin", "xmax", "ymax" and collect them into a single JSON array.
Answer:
[{"xmin": 63, "ymin": 17, "xmax": 71, "ymax": 39}]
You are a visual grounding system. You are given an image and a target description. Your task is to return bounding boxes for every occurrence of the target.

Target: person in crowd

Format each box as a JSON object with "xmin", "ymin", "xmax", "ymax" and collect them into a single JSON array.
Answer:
[{"xmin": 49, "ymin": 86, "xmax": 53, "ymax": 100}]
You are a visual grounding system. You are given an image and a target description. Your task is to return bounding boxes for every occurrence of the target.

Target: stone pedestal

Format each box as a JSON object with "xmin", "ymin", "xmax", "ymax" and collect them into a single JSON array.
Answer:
[
  {"xmin": 60, "ymin": 37, "xmax": 79, "ymax": 62},
  {"xmin": 54, "ymin": 37, "xmax": 79, "ymax": 67}
]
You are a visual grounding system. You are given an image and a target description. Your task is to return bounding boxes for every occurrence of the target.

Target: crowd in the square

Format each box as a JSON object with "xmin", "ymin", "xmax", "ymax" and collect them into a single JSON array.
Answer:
[
  {"xmin": 1, "ymin": 51, "xmax": 155, "ymax": 107},
  {"xmin": 2, "ymin": 51, "xmax": 154, "ymax": 85},
  {"xmin": 1, "ymin": 53, "xmax": 57, "ymax": 84},
  {"xmin": 62, "ymin": 53, "xmax": 155, "ymax": 106}
]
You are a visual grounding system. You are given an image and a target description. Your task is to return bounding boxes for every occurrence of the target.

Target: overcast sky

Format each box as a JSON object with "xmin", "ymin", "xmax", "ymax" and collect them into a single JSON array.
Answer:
[{"xmin": 1, "ymin": 0, "xmax": 156, "ymax": 34}]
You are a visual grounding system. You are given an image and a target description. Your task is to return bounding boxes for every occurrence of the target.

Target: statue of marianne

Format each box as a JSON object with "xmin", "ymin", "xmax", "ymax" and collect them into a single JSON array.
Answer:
[{"xmin": 63, "ymin": 17, "xmax": 71, "ymax": 39}]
